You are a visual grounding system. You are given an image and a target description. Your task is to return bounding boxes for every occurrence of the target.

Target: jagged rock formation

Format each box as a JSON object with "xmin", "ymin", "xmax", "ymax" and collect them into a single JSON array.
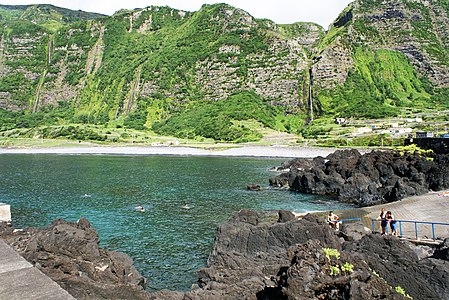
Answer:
[
  {"xmin": 269, "ymin": 149, "xmax": 449, "ymax": 206},
  {"xmin": 2, "ymin": 212, "xmax": 448, "ymax": 299},
  {"xmin": 0, "ymin": 218, "xmax": 149, "ymax": 300},
  {"xmin": 149, "ymin": 211, "xmax": 449, "ymax": 299}
]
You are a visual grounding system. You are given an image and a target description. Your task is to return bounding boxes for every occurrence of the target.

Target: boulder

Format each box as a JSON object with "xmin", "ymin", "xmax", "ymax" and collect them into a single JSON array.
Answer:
[
  {"xmin": 259, "ymin": 239, "xmax": 400, "ymax": 300},
  {"xmin": 340, "ymin": 222, "xmax": 371, "ymax": 241},
  {"xmin": 343, "ymin": 235, "xmax": 449, "ymax": 300},
  {"xmin": 433, "ymin": 238, "xmax": 449, "ymax": 261}
]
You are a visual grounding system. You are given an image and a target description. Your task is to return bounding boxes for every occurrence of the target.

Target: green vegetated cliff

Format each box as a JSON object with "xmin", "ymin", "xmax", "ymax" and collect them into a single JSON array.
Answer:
[
  {"xmin": 0, "ymin": 0, "xmax": 448, "ymax": 142},
  {"xmin": 313, "ymin": 0, "xmax": 449, "ymax": 118}
]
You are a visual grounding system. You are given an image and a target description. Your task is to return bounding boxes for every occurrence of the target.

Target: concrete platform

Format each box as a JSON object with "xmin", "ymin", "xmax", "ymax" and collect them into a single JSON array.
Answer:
[
  {"xmin": 339, "ymin": 190, "xmax": 449, "ymax": 240},
  {"xmin": 0, "ymin": 239, "xmax": 75, "ymax": 300}
]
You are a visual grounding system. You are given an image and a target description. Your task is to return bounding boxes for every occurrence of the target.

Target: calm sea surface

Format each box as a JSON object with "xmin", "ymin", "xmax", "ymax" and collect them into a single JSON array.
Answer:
[{"xmin": 0, "ymin": 154, "xmax": 352, "ymax": 291}]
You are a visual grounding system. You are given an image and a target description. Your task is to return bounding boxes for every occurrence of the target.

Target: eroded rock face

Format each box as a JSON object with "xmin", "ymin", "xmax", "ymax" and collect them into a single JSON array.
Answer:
[
  {"xmin": 270, "ymin": 149, "xmax": 449, "ymax": 207},
  {"xmin": 0, "ymin": 218, "xmax": 149, "ymax": 300},
  {"xmin": 263, "ymin": 239, "xmax": 400, "ymax": 300},
  {"xmin": 182, "ymin": 210, "xmax": 448, "ymax": 300},
  {"xmin": 343, "ymin": 235, "xmax": 449, "ymax": 300}
]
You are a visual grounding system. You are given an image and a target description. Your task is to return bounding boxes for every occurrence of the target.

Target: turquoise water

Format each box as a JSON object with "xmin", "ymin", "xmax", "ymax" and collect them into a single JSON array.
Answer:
[{"xmin": 0, "ymin": 154, "xmax": 352, "ymax": 291}]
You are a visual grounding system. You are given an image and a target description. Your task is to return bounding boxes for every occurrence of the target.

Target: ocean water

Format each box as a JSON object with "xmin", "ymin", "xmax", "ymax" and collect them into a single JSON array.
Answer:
[{"xmin": 0, "ymin": 154, "xmax": 352, "ymax": 291}]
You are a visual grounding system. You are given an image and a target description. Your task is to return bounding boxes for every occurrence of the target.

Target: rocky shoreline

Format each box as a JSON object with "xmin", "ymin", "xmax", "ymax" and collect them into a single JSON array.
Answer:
[
  {"xmin": 1, "ymin": 210, "xmax": 449, "ymax": 299},
  {"xmin": 1, "ymin": 149, "xmax": 449, "ymax": 299},
  {"xmin": 269, "ymin": 149, "xmax": 449, "ymax": 207}
]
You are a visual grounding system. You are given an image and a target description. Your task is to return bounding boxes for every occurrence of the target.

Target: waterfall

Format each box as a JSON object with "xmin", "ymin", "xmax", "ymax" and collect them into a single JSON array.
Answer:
[
  {"xmin": 308, "ymin": 55, "xmax": 322, "ymax": 123},
  {"xmin": 309, "ymin": 66, "xmax": 314, "ymax": 122},
  {"xmin": 32, "ymin": 71, "xmax": 47, "ymax": 113}
]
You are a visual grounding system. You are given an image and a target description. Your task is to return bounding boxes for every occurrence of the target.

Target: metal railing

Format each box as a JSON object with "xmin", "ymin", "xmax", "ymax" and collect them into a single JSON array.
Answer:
[
  {"xmin": 371, "ymin": 219, "xmax": 449, "ymax": 241},
  {"xmin": 341, "ymin": 218, "xmax": 362, "ymax": 223}
]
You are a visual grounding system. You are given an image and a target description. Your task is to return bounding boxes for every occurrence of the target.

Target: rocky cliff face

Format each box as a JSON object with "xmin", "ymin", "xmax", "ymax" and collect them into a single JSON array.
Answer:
[
  {"xmin": 354, "ymin": 0, "xmax": 449, "ymax": 86},
  {"xmin": 0, "ymin": 3, "xmax": 321, "ymax": 117},
  {"xmin": 0, "ymin": 1, "xmax": 448, "ymax": 128},
  {"xmin": 0, "ymin": 4, "xmax": 104, "ymax": 111},
  {"xmin": 314, "ymin": 0, "xmax": 449, "ymax": 89}
]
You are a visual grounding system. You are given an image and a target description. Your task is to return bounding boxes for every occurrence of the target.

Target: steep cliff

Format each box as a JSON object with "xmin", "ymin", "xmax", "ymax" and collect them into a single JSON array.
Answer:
[
  {"xmin": 0, "ymin": 1, "xmax": 448, "ymax": 141},
  {"xmin": 314, "ymin": 0, "xmax": 449, "ymax": 117}
]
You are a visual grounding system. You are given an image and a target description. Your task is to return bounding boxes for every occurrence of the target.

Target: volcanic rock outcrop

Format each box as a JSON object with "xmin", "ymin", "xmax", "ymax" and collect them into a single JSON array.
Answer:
[
  {"xmin": 150, "ymin": 210, "xmax": 449, "ymax": 299},
  {"xmin": 269, "ymin": 149, "xmax": 449, "ymax": 206},
  {"xmin": 0, "ymin": 218, "xmax": 149, "ymax": 300},
  {"xmin": 2, "ymin": 211, "xmax": 449, "ymax": 299}
]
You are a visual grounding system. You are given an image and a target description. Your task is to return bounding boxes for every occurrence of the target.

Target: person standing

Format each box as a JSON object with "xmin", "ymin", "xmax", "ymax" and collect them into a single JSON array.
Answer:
[
  {"xmin": 377, "ymin": 208, "xmax": 387, "ymax": 236},
  {"xmin": 385, "ymin": 211, "xmax": 398, "ymax": 236}
]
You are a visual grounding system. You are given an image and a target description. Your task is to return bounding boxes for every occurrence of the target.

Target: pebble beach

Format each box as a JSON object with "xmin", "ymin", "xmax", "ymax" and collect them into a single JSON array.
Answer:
[{"xmin": 0, "ymin": 145, "xmax": 342, "ymax": 158}]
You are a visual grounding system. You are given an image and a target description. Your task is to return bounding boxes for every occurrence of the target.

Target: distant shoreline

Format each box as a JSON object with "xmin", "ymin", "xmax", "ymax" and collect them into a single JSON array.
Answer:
[{"xmin": 0, "ymin": 145, "xmax": 343, "ymax": 158}]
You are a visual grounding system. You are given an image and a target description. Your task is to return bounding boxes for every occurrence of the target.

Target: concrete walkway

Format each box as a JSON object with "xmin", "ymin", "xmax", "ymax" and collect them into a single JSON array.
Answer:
[
  {"xmin": 0, "ymin": 239, "xmax": 75, "ymax": 300},
  {"xmin": 339, "ymin": 190, "xmax": 449, "ymax": 240}
]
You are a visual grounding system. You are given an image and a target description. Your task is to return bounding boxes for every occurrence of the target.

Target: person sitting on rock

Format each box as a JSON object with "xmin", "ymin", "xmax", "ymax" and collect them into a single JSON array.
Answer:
[
  {"xmin": 385, "ymin": 211, "xmax": 398, "ymax": 236},
  {"xmin": 327, "ymin": 211, "xmax": 341, "ymax": 230}
]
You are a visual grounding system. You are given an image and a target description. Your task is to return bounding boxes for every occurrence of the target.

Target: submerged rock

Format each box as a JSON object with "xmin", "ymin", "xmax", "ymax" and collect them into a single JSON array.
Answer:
[{"xmin": 247, "ymin": 183, "xmax": 262, "ymax": 191}]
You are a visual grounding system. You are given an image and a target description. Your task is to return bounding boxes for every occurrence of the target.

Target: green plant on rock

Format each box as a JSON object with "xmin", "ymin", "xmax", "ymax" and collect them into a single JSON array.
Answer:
[
  {"xmin": 341, "ymin": 262, "xmax": 354, "ymax": 274},
  {"xmin": 395, "ymin": 286, "xmax": 413, "ymax": 299},
  {"xmin": 323, "ymin": 248, "xmax": 340, "ymax": 261},
  {"xmin": 329, "ymin": 265, "xmax": 341, "ymax": 276},
  {"xmin": 322, "ymin": 248, "xmax": 356, "ymax": 276},
  {"xmin": 395, "ymin": 144, "xmax": 433, "ymax": 156}
]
